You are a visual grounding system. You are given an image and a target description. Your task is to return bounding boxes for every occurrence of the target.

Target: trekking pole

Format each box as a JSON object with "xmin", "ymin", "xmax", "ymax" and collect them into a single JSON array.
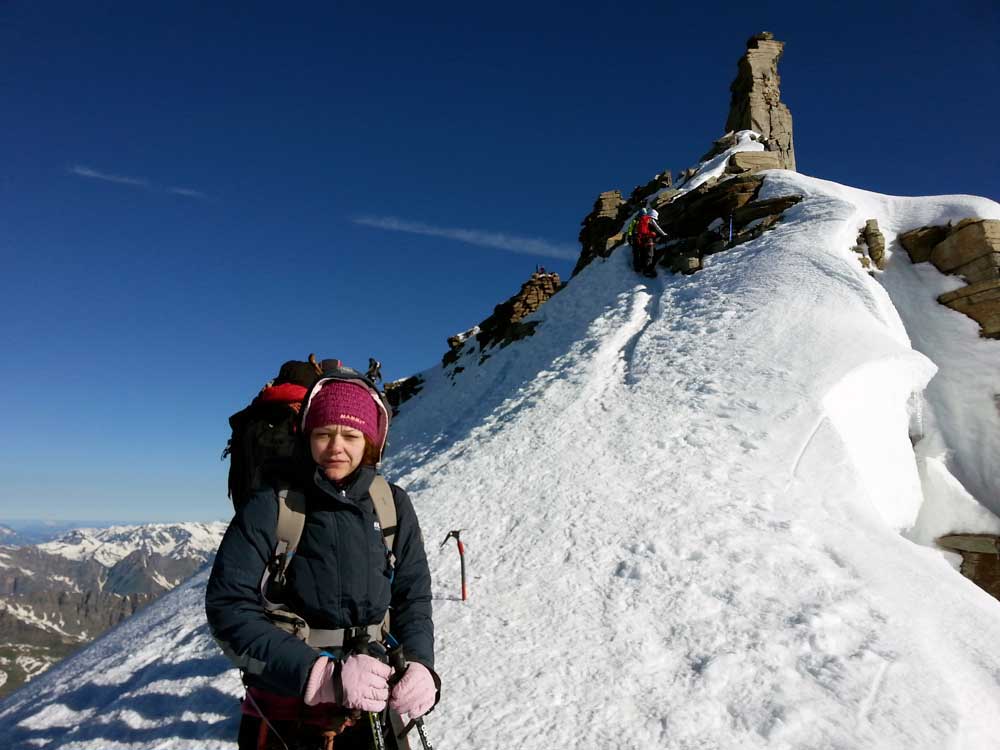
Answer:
[
  {"xmin": 369, "ymin": 710, "xmax": 388, "ymax": 750},
  {"xmin": 440, "ymin": 530, "xmax": 467, "ymax": 601},
  {"xmin": 728, "ymin": 213, "xmax": 734, "ymax": 246},
  {"xmin": 347, "ymin": 631, "xmax": 389, "ymax": 750},
  {"xmin": 385, "ymin": 634, "xmax": 436, "ymax": 750},
  {"xmin": 403, "ymin": 719, "xmax": 435, "ymax": 750}
]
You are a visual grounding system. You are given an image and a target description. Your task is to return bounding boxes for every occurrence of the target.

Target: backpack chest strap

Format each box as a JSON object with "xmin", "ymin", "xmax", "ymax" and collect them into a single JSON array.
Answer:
[{"xmin": 307, "ymin": 623, "xmax": 385, "ymax": 650}]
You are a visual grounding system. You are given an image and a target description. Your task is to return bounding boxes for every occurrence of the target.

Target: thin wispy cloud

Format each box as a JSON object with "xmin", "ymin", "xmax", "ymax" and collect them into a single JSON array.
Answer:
[
  {"xmin": 168, "ymin": 187, "xmax": 208, "ymax": 199},
  {"xmin": 68, "ymin": 165, "xmax": 208, "ymax": 199},
  {"xmin": 353, "ymin": 216, "xmax": 577, "ymax": 261},
  {"xmin": 69, "ymin": 165, "xmax": 149, "ymax": 188}
]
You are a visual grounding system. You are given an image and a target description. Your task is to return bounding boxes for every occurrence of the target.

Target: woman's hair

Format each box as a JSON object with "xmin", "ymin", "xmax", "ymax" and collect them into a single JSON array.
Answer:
[{"xmin": 362, "ymin": 437, "xmax": 381, "ymax": 466}]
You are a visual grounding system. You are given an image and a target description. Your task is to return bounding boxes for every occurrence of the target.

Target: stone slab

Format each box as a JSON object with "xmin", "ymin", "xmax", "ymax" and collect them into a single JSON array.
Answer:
[
  {"xmin": 726, "ymin": 151, "xmax": 783, "ymax": 174},
  {"xmin": 938, "ymin": 534, "xmax": 1000, "ymax": 554},
  {"xmin": 898, "ymin": 225, "xmax": 951, "ymax": 264},
  {"xmin": 863, "ymin": 219, "xmax": 886, "ymax": 270},
  {"xmin": 953, "ymin": 252, "xmax": 1000, "ymax": 285},
  {"xmin": 730, "ymin": 195, "xmax": 801, "ymax": 226},
  {"xmin": 930, "ymin": 219, "xmax": 1000, "ymax": 273},
  {"xmin": 938, "ymin": 279, "xmax": 1000, "ymax": 337}
]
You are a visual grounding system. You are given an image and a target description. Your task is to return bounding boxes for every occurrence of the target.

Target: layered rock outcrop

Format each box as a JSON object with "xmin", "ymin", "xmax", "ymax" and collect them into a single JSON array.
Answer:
[
  {"xmin": 727, "ymin": 150, "xmax": 782, "ymax": 175},
  {"xmin": 574, "ymin": 167, "xmax": 802, "ymax": 278},
  {"xmin": 724, "ymin": 32, "xmax": 795, "ymax": 171},
  {"xmin": 576, "ymin": 190, "xmax": 627, "ymax": 275},
  {"xmin": 930, "ymin": 219, "xmax": 1000, "ymax": 283},
  {"xmin": 384, "ymin": 375, "xmax": 424, "ymax": 414},
  {"xmin": 900, "ymin": 219, "xmax": 1000, "ymax": 338},
  {"xmin": 464, "ymin": 270, "xmax": 563, "ymax": 356},
  {"xmin": 657, "ymin": 177, "xmax": 802, "ymax": 274},
  {"xmin": 851, "ymin": 219, "xmax": 886, "ymax": 270},
  {"xmin": 937, "ymin": 534, "xmax": 1000, "ymax": 601},
  {"xmin": 573, "ymin": 33, "xmax": 797, "ymax": 278},
  {"xmin": 388, "ymin": 270, "xmax": 564, "ymax": 410},
  {"xmin": 896, "ymin": 225, "xmax": 950, "ymax": 264},
  {"xmin": 434, "ymin": 270, "xmax": 564, "ymax": 377}
]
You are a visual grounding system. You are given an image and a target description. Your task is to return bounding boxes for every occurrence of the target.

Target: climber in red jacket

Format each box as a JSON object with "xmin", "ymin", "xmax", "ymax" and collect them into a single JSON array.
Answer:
[{"xmin": 632, "ymin": 208, "xmax": 668, "ymax": 278}]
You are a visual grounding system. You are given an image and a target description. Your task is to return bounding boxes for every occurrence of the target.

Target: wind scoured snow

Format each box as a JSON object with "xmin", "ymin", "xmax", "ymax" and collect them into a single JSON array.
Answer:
[
  {"xmin": 3, "ymin": 171, "xmax": 1000, "ymax": 749},
  {"xmin": 758, "ymin": 174, "xmax": 1000, "ymax": 522}
]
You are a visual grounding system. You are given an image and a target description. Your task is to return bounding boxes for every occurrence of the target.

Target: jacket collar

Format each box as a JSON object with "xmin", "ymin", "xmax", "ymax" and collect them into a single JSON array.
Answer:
[{"xmin": 312, "ymin": 464, "xmax": 376, "ymax": 503}]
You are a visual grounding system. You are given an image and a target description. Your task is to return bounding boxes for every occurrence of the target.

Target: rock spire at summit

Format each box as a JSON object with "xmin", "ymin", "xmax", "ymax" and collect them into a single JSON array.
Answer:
[{"xmin": 725, "ymin": 32, "xmax": 796, "ymax": 171}]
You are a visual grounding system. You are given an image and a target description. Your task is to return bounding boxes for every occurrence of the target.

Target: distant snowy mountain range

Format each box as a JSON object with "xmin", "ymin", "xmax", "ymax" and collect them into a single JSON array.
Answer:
[
  {"xmin": 36, "ymin": 522, "xmax": 227, "ymax": 568},
  {"xmin": 0, "ymin": 522, "xmax": 225, "ymax": 698},
  {"xmin": 0, "ymin": 520, "xmax": 120, "ymax": 547}
]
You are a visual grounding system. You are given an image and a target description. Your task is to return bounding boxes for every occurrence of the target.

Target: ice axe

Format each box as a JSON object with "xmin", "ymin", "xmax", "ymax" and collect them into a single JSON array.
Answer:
[{"xmin": 441, "ymin": 530, "xmax": 467, "ymax": 601}]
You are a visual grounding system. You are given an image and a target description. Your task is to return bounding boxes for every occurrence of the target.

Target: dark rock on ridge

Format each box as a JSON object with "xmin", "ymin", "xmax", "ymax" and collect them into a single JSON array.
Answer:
[
  {"xmin": 575, "ymin": 190, "xmax": 628, "ymax": 276},
  {"xmin": 898, "ymin": 225, "xmax": 951, "ymax": 264},
  {"xmin": 470, "ymin": 270, "xmax": 563, "ymax": 354},
  {"xmin": 937, "ymin": 534, "xmax": 1000, "ymax": 602},
  {"xmin": 857, "ymin": 219, "xmax": 886, "ymax": 270},
  {"xmin": 727, "ymin": 150, "xmax": 783, "ymax": 175},
  {"xmin": 385, "ymin": 375, "xmax": 424, "ymax": 414}
]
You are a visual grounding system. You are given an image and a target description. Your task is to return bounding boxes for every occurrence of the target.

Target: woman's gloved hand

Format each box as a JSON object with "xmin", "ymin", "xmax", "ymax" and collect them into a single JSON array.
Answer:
[
  {"xmin": 303, "ymin": 654, "xmax": 392, "ymax": 712},
  {"xmin": 389, "ymin": 661, "xmax": 436, "ymax": 719}
]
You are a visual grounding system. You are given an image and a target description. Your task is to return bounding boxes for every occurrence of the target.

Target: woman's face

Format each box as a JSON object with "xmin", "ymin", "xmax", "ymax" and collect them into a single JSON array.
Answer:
[{"xmin": 310, "ymin": 425, "xmax": 366, "ymax": 482}]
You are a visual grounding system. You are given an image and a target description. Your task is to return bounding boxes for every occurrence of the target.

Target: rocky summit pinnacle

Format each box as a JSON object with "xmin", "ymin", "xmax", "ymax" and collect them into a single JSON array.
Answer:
[{"xmin": 725, "ymin": 32, "xmax": 796, "ymax": 171}]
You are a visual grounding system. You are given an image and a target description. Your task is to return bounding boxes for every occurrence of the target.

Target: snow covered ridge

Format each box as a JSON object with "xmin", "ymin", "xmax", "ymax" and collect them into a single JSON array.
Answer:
[
  {"xmin": 37, "ymin": 522, "xmax": 227, "ymax": 567},
  {"xmin": 5, "ymin": 166, "xmax": 1000, "ymax": 747}
]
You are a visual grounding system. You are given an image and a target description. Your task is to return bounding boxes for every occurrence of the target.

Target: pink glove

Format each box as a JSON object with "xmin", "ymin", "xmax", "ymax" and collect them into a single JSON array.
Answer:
[
  {"xmin": 303, "ymin": 655, "xmax": 392, "ymax": 712},
  {"xmin": 389, "ymin": 662, "xmax": 437, "ymax": 719}
]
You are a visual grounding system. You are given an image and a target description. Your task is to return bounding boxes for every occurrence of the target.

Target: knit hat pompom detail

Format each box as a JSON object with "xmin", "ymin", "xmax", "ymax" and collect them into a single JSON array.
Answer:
[{"xmin": 304, "ymin": 381, "xmax": 381, "ymax": 448}]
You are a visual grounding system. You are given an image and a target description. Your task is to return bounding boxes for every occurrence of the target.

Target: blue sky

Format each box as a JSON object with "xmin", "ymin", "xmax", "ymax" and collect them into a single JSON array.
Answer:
[{"xmin": 1, "ymin": 1, "xmax": 996, "ymax": 522}]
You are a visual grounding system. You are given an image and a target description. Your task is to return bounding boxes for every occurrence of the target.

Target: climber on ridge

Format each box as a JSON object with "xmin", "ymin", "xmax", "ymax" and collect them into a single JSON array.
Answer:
[
  {"xmin": 366, "ymin": 357, "xmax": 382, "ymax": 384},
  {"xmin": 632, "ymin": 208, "xmax": 668, "ymax": 278}
]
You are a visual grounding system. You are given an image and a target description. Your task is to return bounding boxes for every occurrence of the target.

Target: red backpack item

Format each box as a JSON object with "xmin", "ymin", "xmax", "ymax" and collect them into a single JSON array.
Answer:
[{"xmin": 635, "ymin": 215, "xmax": 655, "ymax": 242}]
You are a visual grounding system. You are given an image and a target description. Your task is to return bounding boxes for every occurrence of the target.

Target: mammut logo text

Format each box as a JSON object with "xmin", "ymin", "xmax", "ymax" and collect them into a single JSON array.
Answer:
[{"xmin": 339, "ymin": 414, "xmax": 367, "ymax": 426}]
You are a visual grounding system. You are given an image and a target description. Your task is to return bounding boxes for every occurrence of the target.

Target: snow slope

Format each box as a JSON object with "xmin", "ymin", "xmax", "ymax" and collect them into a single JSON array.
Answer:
[{"xmin": 3, "ymin": 166, "xmax": 1000, "ymax": 749}]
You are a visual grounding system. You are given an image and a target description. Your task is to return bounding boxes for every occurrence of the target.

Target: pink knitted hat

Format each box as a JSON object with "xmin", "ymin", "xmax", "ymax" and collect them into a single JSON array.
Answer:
[{"xmin": 303, "ymin": 381, "xmax": 381, "ymax": 448}]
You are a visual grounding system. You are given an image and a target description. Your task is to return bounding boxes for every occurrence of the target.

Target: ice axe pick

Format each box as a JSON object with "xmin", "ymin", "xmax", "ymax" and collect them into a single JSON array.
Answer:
[{"xmin": 441, "ymin": 530, "xmax": 467, "ymax": 601}]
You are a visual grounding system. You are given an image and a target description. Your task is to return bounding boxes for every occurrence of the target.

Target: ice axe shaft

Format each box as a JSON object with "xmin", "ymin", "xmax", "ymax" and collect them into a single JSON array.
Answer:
[{"xmin": 440, "ymin": 530, "xmax": 467, "ymax": 601}]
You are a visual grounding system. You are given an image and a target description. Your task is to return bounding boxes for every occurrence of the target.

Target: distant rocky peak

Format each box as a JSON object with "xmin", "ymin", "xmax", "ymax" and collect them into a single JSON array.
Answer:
[{"xmin": 724, "ymin": 31, "xmax": 795, "ymax": 171}]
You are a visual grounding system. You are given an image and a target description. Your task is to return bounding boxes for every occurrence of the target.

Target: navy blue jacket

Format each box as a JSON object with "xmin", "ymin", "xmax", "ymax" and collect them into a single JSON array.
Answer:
[{"xmin": 205, "ymin": 465, "xmax": 434, "ymax": 696}]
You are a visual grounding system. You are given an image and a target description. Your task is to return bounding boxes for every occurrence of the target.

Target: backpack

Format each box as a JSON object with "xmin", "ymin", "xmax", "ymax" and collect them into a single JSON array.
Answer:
[
  {"xmin": 625, "ymin": 216, "xmax": 638, "ymax": 245},
  {"xmin": 635, "ymin": 214, "xmax": 655, "ymax": 243},
  {"xmin": 224, "ymin": 355, "xmax": 339, "ymax": 507},
  {"xmin": 222, "ymin": 356, "xmax": 398, "ymax": 648}
]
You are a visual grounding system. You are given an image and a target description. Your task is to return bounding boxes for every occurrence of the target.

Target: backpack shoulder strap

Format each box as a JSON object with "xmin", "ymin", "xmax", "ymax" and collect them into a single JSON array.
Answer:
[
  {"xmin": 369, "ymin": 475, "xmax": 397, "ymax": 563},
  {"xmin": 369, "ymin": 475, "xmax": 397, "ymax": 640},
  {"xmin": 273, "ymin": 486, "xmax": 307, "ymax": 581}
]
